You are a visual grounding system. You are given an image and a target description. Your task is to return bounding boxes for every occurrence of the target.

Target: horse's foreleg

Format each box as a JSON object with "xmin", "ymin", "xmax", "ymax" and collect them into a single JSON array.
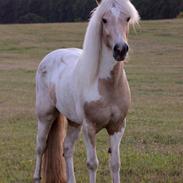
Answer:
[
  {"xmin": 83, "ymin": 120, "xmax": 98, "ymax": 183},
  {"xmin": 64, "ymin": 121, "xmax": 81, "ymax": 183},
  {"xmin": 33, "ymin": 118, "xmax": 53, "ymax": 183},
  {"xmin": 108, "ymin": 121, "xmax": 126, "ymax": 183}
]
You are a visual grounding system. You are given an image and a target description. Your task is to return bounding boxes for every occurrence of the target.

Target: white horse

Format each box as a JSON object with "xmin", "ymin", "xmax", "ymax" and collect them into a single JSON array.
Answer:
[{"xmin": 33, "ymin": 0, "xmax": 139, "ymax": 182}]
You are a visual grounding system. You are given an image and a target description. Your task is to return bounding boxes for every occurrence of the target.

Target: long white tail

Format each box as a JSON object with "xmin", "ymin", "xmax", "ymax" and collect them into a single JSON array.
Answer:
[{"xmin": 42, "ymin": 114, "xmax": 67, "ymax": 183}]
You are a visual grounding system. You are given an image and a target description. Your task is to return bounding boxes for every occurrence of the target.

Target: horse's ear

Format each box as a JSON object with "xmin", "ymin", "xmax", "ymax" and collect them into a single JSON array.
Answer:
[{"xmin": 96, "ymin": 0, "xmax": 102, "ymax": 5}]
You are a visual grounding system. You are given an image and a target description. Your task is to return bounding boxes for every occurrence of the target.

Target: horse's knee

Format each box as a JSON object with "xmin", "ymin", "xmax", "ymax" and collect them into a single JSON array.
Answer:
[
  {"xmin": 36, "ymin": 143, "xmax": 45, "ymax": 155},
  {"xmin": 36, "ymin": 136, "xmax": 47, "ymax": 155},
  {"xmin": 63, "ymin": 142, "xmax": 73, "ymax": 158},
  {"xmin": 87, "ymin": 157, "xmax": 99, "ymax": 171},
  {"xmin": 110, "ymin": 160, "xmax": 120, "ymax": 173}
]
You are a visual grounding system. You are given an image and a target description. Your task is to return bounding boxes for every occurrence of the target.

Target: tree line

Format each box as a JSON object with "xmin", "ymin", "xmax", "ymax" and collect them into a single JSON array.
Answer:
[{"xmin": 0, "ymin": 0, "xmax": 183, "ymax": 24}]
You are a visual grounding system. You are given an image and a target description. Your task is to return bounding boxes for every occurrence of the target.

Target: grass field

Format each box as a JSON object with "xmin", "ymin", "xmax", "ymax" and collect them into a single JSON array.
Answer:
[{"xmin": 0, "ymin": 19, "xmax": 183, "ymax": 183}]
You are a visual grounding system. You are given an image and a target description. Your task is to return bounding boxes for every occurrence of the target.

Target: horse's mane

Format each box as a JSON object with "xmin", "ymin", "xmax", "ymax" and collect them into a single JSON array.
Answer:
[{"xmin": 76, "ymin": 0, "xmax": 139, "ymax": 86}]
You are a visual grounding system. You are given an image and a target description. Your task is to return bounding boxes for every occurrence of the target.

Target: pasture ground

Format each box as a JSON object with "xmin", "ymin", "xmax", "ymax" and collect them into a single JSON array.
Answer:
[{"xmin": 0, "ymin": 19, "xmax": 183, "ymax": 183}]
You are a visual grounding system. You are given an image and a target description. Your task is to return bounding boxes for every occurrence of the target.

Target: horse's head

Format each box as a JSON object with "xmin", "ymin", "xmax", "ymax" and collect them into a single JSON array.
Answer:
[{"xmin": 96, "ymin": 0, "xmax": 139, "ymax": 61}]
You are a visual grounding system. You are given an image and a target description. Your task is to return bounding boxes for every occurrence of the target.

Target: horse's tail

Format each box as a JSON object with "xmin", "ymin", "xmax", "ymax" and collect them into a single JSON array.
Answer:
[{"xmin": 42, "ymin": 114, "xmax": 67, "ymax": 183}]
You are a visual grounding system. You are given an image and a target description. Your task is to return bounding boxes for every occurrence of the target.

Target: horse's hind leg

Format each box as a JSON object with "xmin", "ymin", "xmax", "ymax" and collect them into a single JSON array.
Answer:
[
  {"xmin": 33, "ymin": 111, "xmax": 57, "ymax": 183},
  {"xmin": 64, "ymin": 120, "xmax": 81, "ymax": 183}
]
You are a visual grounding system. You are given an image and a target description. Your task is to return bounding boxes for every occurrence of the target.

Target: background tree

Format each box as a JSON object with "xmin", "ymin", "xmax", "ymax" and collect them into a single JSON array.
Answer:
[{"xmin": 0, "ymin": 0, "xmax": 182, "ymax": 23}]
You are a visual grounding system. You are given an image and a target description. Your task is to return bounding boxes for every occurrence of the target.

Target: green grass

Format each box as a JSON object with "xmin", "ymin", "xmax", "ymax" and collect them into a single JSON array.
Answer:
[{"xmin": 0, "ymin": 19, "xmax": 183, "ymax": 183}]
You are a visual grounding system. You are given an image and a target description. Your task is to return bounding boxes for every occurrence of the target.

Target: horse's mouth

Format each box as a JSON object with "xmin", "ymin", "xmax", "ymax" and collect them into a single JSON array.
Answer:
[{"xmin": 113, "ymin": 54, "xmax": 126, "ymax": 62}]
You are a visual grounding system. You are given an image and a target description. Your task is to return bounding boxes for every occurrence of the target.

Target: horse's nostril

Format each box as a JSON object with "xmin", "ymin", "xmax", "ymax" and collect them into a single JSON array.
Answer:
[
  {"xmin": 124, "ymin": 44, "xmax": 129, "ymax": 53},
  {"xmin": 114, "ymin": 44, "xmax": 120, "ymax": 53},
  {"xmin": 120, "ymin": 44, "xmax": 129, "ymax": 56}
]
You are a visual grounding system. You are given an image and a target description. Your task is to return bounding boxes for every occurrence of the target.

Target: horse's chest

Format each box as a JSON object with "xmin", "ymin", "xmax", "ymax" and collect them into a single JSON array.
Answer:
[
  {"xmin": 84, "ymin": 98, "xmax": 128, "ymax": 134},
  {"xmin": 83, "ymin": 66, "xmax": 130, "ymax": 134}
]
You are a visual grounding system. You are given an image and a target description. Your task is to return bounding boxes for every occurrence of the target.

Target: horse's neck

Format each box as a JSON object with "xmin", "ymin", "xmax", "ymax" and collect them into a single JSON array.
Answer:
[
  {"xmin": 74, "ymin": 18, "xmax": 124, "ymax": 90},
  {"xmin": 98, "ymin": 42, "xmax": 123, "ymax": 82}
]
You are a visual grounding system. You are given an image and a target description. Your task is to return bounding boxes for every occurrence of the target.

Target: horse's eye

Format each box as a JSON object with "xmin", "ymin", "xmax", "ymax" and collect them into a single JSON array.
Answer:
[
  {"xmin": 102, "ymin": 18, "xmax": 107, "ymax": 24},
  {"xmin": 127, "ymin": 17, "xmax": 131, "ymax": 22}
]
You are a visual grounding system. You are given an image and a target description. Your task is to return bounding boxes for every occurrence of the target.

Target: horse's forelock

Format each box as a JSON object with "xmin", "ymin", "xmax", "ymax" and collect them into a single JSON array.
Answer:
[{"xmin": 93, "ymin": 0, "xmax": 139, "ymax": 25}]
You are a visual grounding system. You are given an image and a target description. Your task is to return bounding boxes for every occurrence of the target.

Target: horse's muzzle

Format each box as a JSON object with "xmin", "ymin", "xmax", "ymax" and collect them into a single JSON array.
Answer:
[{"xmin": 113, "ymin": 43, "xmax": 129, "ymax": 61}]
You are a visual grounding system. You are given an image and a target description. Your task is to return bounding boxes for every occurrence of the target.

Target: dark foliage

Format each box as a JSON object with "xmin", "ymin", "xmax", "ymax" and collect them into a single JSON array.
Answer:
[
  {"xmin": 132, "ymin": 0, "xmax": 183, "ymax": 20},
  {"xmin": 0, "ymin": 0, "xmax": 182, "ymax": 23},
  {"xmin": 18, "ymin": 13, "xmax": 46, "ymax": 23}
]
